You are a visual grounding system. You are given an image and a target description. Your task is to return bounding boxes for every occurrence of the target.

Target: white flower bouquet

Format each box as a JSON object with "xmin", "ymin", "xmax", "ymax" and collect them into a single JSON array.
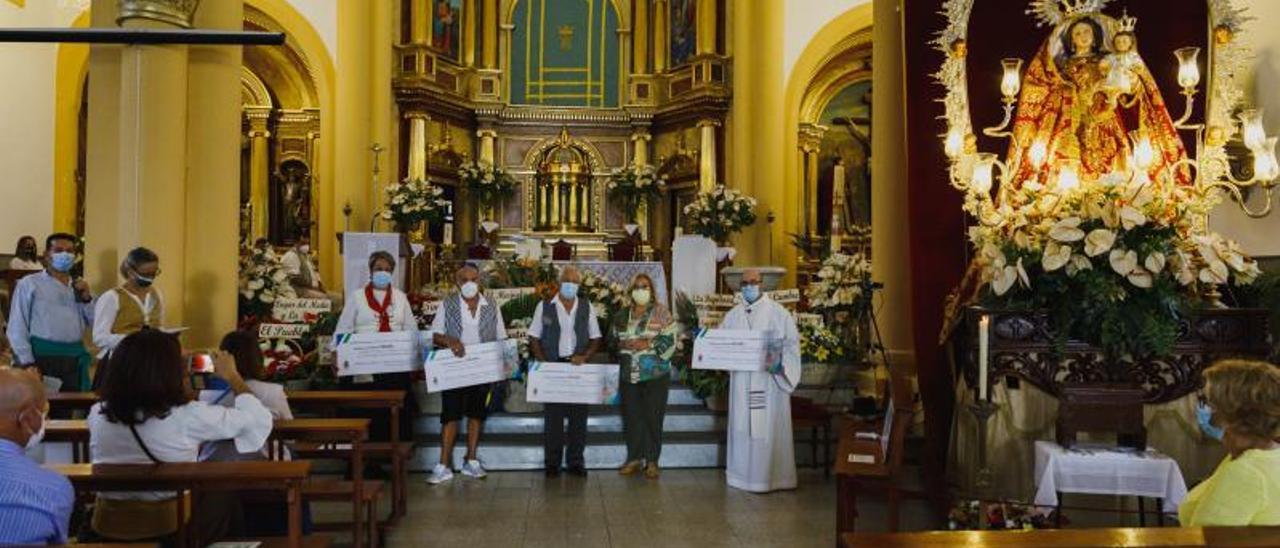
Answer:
[
  {"xmin": 458, "ymin": 161, "xmax": 517, "ymax": 211},
  {"xmin": 682, "ymin": 184, "xmax": 758, "ymax": 244},
  {"xmin": 607, "ymin": 165, "xmax": 667, "ymax": 223},
  {"xmin": 579, "ymin": 270, "xmax": 629, "ymax": 321},
  {"xmin": 382, "ymin": 177, "xmax": 450, "ymax": 230},
  {"xmin": 238, "ymin": 247, "xmax": 297, "ymax": 323}
]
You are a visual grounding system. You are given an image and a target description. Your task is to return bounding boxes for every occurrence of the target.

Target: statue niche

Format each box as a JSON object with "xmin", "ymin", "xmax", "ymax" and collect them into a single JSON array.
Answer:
[
  {"xmin": 533, "ymin": 130, "xmax": 595, "ymax": 232},
  {"xmin": 270, "ymin": 159, "xmax": 313, "ymax": 243}
]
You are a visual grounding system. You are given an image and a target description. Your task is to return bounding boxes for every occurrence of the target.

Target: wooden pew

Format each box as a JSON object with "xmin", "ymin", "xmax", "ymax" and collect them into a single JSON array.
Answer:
[
  {"xmin": 49, "ymin": 461, "xmax": 310, "ymax": 548},
  {"xmin": 285, "ymin": 390, "xmax": 409, "ymax": 522},
  {"xmin": 840, "ymin": 526, "xmax": 1280, "ymax": 547}
]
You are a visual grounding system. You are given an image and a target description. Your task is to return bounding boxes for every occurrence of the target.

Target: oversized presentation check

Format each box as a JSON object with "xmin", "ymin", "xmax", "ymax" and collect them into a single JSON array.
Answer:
[
  {"xmin": 423, "ymin": 339, "xmax": 520, "ymax": 393},
  {"xmin": 334, "ymin": 331, "xmax": 421, "ymax": 376},
  {"xmin": 525, "ymin": 362, "xmax": 620, "ymax": 405},
  {"xmin": 691, "ymin": 328, "xmax": 782, "ymax": 371}
]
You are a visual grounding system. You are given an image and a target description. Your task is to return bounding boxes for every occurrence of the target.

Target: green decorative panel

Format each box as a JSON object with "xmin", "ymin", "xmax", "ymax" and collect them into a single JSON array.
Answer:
[{"xmin": 511, "ymin": 0, "xmax": 620, "ymax": 107}]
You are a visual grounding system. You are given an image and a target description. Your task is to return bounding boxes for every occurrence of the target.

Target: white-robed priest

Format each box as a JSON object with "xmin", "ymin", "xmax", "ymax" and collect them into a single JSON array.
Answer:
[{"xmin": 718, "ymin": 268, "xmax": 802, "ymax": 493}]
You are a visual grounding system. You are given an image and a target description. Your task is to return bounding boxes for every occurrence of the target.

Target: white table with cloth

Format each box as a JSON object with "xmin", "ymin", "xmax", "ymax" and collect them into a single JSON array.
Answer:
[
  {"xmin": 1033, "ymin": 440, "xmax": 1188, "ymax": 519},
  {"xmin": 474, "ymin": 260, "xmax": 669, "ymax": 303}
]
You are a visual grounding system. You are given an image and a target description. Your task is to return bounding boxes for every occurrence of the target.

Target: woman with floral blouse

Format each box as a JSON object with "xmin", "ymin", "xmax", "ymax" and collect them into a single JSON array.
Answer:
[{"xmin": 610, "ymin": 273, "xmax": 679, "ymax": 479}]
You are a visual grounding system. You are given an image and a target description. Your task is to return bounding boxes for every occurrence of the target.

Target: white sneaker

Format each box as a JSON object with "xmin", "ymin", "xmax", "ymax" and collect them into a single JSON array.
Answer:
[
  {"xmin": 426, "ymin": 463, "xmax": 454, "ymax": 485},
  {"xmin": 460, "ymin": 459, "xmax": 488, "ymax": 479}
]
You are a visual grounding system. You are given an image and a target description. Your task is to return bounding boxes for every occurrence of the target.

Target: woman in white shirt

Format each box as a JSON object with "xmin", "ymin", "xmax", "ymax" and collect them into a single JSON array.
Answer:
[
  {"xmin": 9, "ymin": 235, "xmax": 41, "ymax": 270},
  {"xmin": 88, "ymin": 329, "xmax": 272, "ymax": 544},
  {"xmin": 201, "ymin": 330, "xmax": 293, "ymax": 461},
  {"xmin": 91, "ymin": 248, "xmax": 164, "ymax": 387},
  {"xmin": 332, "ymin": 251, "xmax": 419, "ymax": 466}
]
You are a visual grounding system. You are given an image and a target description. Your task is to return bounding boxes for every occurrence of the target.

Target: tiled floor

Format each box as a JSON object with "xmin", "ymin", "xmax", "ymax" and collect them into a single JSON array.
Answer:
[{"xmin": 357, "ymin": 468, "xmax": 892, "ymax": 548}]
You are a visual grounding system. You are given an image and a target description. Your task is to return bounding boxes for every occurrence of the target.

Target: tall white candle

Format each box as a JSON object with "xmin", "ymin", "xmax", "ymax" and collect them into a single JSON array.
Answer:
[{"xmin": 978, "ymin": 315, "xmax": 990, "ymax": 401}]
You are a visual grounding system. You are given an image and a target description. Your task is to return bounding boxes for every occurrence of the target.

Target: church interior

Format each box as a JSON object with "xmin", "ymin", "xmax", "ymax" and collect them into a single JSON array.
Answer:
[{"xmin": 2, "ymin": 0, "xmax": 1280, "ymax": 546}]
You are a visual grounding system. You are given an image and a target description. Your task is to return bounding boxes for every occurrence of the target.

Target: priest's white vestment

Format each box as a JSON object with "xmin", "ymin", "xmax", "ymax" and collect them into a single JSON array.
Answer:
[{"xmin": 719, "ymin": 295, "xmax": 802, "ymax": 493}]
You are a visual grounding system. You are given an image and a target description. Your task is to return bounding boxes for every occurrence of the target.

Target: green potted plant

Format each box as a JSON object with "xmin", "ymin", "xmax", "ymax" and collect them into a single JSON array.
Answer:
[{"xmin": 670, "ymin": 292, "xmax": 731, "ymax": 410}]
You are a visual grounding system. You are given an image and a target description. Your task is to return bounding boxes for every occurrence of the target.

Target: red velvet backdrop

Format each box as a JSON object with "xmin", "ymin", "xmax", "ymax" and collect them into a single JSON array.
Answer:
[{"xmin": 902, "ymin": 0, "xmax": 1208, "ymax": 494}]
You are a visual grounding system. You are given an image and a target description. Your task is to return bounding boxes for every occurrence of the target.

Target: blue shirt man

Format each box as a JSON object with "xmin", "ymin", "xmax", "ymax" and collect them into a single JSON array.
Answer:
[
  {"xmin": 0, "ymin": 368, "xmax": 75, "ymax": 544},
  {"xmin": 6, "ymin": 233, "xmax": 94, "ymax": 391}
]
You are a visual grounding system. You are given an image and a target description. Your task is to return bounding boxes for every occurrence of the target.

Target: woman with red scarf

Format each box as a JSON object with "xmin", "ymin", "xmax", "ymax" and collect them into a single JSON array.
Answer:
[{"xmin": 332, "ymin": 251, "xmax": 420, "ymax": 473}]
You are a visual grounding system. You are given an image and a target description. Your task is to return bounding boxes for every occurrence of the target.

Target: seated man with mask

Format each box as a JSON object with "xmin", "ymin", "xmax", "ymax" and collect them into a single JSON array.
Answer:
[{"xmin": 0, "ymin": 367, "xmax": 74, "ymax": 544}]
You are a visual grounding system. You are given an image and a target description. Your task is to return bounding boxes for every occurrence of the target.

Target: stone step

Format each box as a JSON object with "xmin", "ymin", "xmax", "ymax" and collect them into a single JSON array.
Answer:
[{"xmin": 413, "ymin": 406, "xmax": 723, "ymax": 435}]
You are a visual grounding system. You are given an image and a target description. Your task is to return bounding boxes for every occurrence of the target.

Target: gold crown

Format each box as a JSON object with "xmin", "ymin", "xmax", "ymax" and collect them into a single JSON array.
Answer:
[
  {"xmin": 1061, "ymin": 0, "xmax": 1107, "ymax": 18},
  {"xmin": 1117, "ymin": 9, "xmax": 1137, "ymax": 33},
  {"xmin": 1027, "ymin": 0, "xmax": 1110, "ymax": 27}
]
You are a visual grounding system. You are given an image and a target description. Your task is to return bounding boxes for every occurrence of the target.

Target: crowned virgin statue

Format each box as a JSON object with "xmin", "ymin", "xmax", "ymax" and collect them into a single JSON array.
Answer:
[{"xmin": 1006, "ymin": 7, "xmax": 1190, "ymax": 190}]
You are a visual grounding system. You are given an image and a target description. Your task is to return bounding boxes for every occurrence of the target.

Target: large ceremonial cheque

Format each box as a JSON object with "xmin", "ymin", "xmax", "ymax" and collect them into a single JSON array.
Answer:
[
  {"xmin": 334, "ymin": 331, "xmax": 421, "ymax": 376},
  {"xmin": 525, "ymin": 362, "xmax": 621, "ymax": 405},
  {"xmin": 423, "ymin": 339, "xmax": 520, "ymax": 393},
  {"xmin": 691, "ymin": 328, "xmax": 782, "ymax": 372}
]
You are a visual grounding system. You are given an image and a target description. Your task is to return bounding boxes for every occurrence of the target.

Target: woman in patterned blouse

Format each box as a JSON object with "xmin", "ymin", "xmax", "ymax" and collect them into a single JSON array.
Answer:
[{"xmin": 610, "ymin": 273, "xmax": 679, "ymax": 479}]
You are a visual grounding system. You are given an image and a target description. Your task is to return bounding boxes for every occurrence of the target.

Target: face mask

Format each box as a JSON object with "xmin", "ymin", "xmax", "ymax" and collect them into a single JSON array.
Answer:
[
  {"xmin": 298, "ymin": 245, "xmax": 311, "ymax": 254},
  {"xmin": 742, "ymin": 284, "xmax": 761, "ymax": 303},
  {"xmin": 559, "ymin": 282, "xmax": 579, "ymax": 300},
  {"xmin": 1197, "ymin": 402, "xmax": 1224, "ymax": 441},
  {"xmin": 24, "ymin": 410, "xmax": 47, "ymax": 450},
  {"xmin": 631, "ymin": 288, "xmax": 652, "ymax": 306},
  {"xmin": 20, "ymin": 247, "xmax": 35, "ymax": 258},
  {"xmin": 50, "ymin": 252, "xmax": 75, "ymax": 273},
  {"xmin": 460, "ymin": 281, "xmax": 480, "ymax": 299},
  {"xmin": 134, "ymin": 271, "xmax": 155, "ymax": 288},
  {"xmin": 371, "ymin": 270, "xmax": 393, "ymax": 289}
]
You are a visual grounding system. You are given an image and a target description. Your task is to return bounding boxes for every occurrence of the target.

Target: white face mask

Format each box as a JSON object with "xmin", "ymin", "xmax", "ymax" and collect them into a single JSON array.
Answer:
[
  {"xmin": 298, "ymin": 244, "xmax": 311, "ymax": 254},
  {"xmin": 24, "ymin": 410, "xmax": 47, "ymax": 450},
  {"xmin": 631, "ymin": 288, "xmax": 652, "ymax": 306},
  {"xmin": 460, "ymin": 281, "xmax": 480, "ymax": 299}
]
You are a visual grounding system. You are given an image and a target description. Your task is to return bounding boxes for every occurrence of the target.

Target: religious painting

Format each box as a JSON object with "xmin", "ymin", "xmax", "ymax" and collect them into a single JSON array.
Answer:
[
  {"xmin": 433, "ymin": 0, "xmax": 462, "ymax": 61},
  {"xmin": 818, "ymin": 80, "xmax": 872, "ymax": 232},
  {"xmin": 510, "ymin": 0, "xmax": 620, "ymax": 107},
  {"xmin": 670, "ymin": 0, "xmax": 697, "ymax": 67}
]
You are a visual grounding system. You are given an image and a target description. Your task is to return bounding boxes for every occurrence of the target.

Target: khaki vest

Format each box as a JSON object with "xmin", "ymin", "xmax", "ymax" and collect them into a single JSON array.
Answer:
[{"xmin": 111, "ymin": 287, "xmax": 161, "ymax": 334}]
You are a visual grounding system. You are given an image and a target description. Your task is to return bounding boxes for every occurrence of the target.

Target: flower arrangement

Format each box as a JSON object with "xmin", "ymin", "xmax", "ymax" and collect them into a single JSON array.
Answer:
[
  {"xmin": 806, "ymin": 252, "xmax": 874, "ymax": 314},
  {"xmin": 607, "ymin": 165, "xmax": 667, "ymax": 223},
  {"xmin": 969, "ymin": 172, "xmax": 1261, "ymax": 358},
  {"xmin": 459, "ymin": 162, "xmax": 518, "ymax": 212},
  {"xmin": 672, "ymin": 291, "xmax": 729, "ymax": 399},
  {"xmin": 483, "ymin": 257, "xmax": 559, "ymax": 293},
  {"xmin": 579, "ymin": 270, "xmax": 629, "ymax": 322},
  {"xmin": 682, "ymin": 184, "xmax": 758, "ymax": 244},
  {"xmin": 238, "ymin": 247, "xmax": 296, "ymax": 324},
  {"xmin": 799, "ymin": 322, "xmax": 844, "ymax": 364},
  {"xmin": 261, "ymin": 340, "xmax": 309, "ymax": 382},
  {"xmin": 946, "ymin": 500, "xmax": 1059, "ymax": 531},
  {"xmin": 382, "ymin": 177, "xmax": 450, "ymax": 231}
]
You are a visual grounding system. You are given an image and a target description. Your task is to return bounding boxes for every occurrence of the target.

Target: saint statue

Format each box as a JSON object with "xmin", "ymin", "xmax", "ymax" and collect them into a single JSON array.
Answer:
[{"xmin": 1006, "ymin": 11, "xmax": 1189, "ymax": 191}]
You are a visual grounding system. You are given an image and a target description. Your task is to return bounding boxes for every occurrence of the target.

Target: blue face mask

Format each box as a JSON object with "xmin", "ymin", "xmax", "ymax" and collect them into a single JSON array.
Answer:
[
  {"xmin": 371, "ymin": 270, "xmax": 393, "ymax": 289},
  {"xmin": 1197, "ymin": 402, "xmax": 1224, "ymax": 441},
  {"xmin": 50, "ymin": 252, "xmax": 75, "ymax": 273},
  {"xmin": 742, "ymin": 284, "xmax": 761, "ymax": 303},
  {"xmin": 559, "ymin": 282, "xmax": 579, "ymax": 300}
]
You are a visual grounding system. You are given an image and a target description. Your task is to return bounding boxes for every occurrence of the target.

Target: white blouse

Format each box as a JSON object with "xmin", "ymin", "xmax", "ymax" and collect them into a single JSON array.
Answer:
[
  {"xmin": 334, "ymin": 286, "xmax": 418, "ymax": 335},
  {"xmin": 88, "ymin": 394, "xmax": 273, "ymax": 500}
]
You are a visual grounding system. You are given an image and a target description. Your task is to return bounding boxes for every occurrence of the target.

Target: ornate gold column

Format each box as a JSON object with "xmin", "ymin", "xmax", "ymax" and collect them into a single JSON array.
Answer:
[
  {"xmin": 246, "ymin": 109, "xmax": 272, "ymax": 240},
  {"xmin": 463, "ymin": 0, "xmax": 477, "ymax": 66},
  {"xmin": 698, "ymin": 118, "xmax": 718, "ymax": 191},
  {"xmin": 695, "ymin": 0, "xmax": 717, "ymax": 56},
  {"xmin": 477, "ymin": 128, "xmax": 497, "ymax": 164},
  {"xmin": 632, "ymin": 131, "xmax": 651, "ymax": 167},
  {"xmin": 481, "ymin": 0, "xmax": 497, "ymax": 69},
  {"xmin": 411, "ymin": 0, "xmax": 430, "ymax": 44},
  {"xmin": 653, "ymin": 0, "xmax": 668, "ymax": 72},
  {"xmin": 633, "ymin": 0, "xmax": 650, "ymax": 74},
  {"xmin": 406, "ymin": 111, "xmax": 429, "ymax": 180},
  {"xmin": 798, "ymin": 123, "xmax": 824, "ymax": 236}
]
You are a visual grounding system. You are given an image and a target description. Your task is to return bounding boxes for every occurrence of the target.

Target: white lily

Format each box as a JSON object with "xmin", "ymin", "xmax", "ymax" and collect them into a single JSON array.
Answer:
[
  {"xmin": 1066, "ymin": 254, "xmax": 1093, "ymax": 276},
  {"xmin": 1109, "ymin": 248, "xmax": 1138, "ymax": 276},
  {"xmin": 1119, "ymin": 205, "xmax": 1147, "ymax": 230},
  {"xmin": 1042, "ymin": 241, "xmax": 1072, "ymax": 272},
  {"xmin": 1049, "ymin": 217, "xmax": 1085, "ymax": 242},
  {"xmin": 1083, "ymin": 229, "xmax": 1116, "ymax": 257},
  {"xmin": 1199, "ymin": 259, "xmax": 1230, "ymax": 284},
  {"xmin": 1144, "ymin": 252, "xmax": 1166, "ymax": 274},
  {"xmin": 1127, "ymin": 267, "xmax": 1154, "ymax": 288}
]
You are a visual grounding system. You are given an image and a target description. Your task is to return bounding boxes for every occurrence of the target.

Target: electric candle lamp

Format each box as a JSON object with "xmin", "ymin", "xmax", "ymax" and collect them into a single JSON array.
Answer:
[
  {"xmin": 1175, "ymin": 47, "xmax": 1201, "ymax": 89},
  {"xmin": 973, "ymin": 153, "xmax": 996, "ymax": 194},
  {"xmin": 1000, "ymin": 58, "xmax": 1024, "ymax": 99}
]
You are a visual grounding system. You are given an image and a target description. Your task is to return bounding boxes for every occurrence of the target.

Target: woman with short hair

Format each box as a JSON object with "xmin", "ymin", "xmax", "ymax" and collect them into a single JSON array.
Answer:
[
  {"xmin": 1180, "ymin": 359, "xmax": 1280, "ymax": 526},
  {"xmin": 88, "ymin": 329, "xmax": 272, "ymax": 543}
]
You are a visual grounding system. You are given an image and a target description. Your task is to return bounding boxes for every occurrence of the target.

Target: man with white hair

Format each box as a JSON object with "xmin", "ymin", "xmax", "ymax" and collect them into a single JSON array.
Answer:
[{"xmin": 718, "ymin": 268, "xmax": 801, "ymax": 493}]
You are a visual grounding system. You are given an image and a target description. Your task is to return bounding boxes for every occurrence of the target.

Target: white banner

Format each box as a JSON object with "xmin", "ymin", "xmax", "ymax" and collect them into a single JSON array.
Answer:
[
  {"xmin": 333, "ymin": 331, "xmax": 421, "ymax": 376},
  {"xmin": 422, "ymin": 339, "xmax": 519, "ymax": 393},
  {"xmin": 258, "ymin": 323, "xmax": 310, "ymax": 339},
  {"xmin": 766, "ymin": 288, "xmax": 801, "ymax": 304},
  {"xmin": 272, "ymin": 298, "xmax": 332, "ymax": 322},
  {"xmin": 795, "ymin": 313, "xmax": 824, "ymax": 327},
  {"xmin": 691, "ymin": 328, "xmax": 781, "ymax": 371},
  {"xmin": 526, "ymin": 362, "xmax": 620, "ymax": 405},
  {"xmin": 487, "ymin": 287, "xmax": 537, "ymax": 306}
]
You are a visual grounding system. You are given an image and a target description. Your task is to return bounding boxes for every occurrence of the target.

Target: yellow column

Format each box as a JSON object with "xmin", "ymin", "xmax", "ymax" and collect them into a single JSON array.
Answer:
[
  {"xmin": 185, "ymin": 0, "xmax": 244, "ymax": 348},
  {"xmin": 696, "ymin": 0, "xmax": 717, "ymax": 56},
  {"xmin": 411, "ymin": 0, "xmax": 430, "ymax": 44},
  {"xmin": 800, "ymin": 139, "xmax": 820, "ymax": 236},
  {"xmin": 463, "ymin": 0, "xmax": 477, "ymax": 66},
  {"xmin": 871, "ymin": 0, "xmax": 915, "ymax": 361},
  {"xmin": 477, "ymin": 128, "xmax": 497, "ymax": 164},
  {"xmin": 373, "ymin": 0, "xmax": 395, "ymax": 211},
  {"xmin": 246, "ymin": 110, "xmax": 271, "ymax": 241},
  {"xmin": 482, "ymin": 0, "xmax": 498, "ymax": 69},
  {"xmin": 632, "ymin": 131, "xmax": 651, "ymax": 166},
  {"xmin": 697, "ymin": 119, "xmax": 718, "ymax": 191},
  {"xmin": 653, "ymin": 0, "xmax": 668, "ymax": 72},
  {"xmin": 406, "ymin": 112, "xmax": 429, "ymax": 180},
  {"xmin": 335, "ymin": 0, "xmax": 375, "ymax": 265},
  {"xmin": 633, "ymin": 0, "xmax": 650, "ymax": 74},
  {"xmin": 85, "ymin": 1, "xmax": 123, "ymax": 290}
]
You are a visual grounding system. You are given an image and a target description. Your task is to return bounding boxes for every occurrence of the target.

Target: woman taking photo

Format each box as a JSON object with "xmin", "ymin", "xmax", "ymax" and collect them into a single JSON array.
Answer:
[
  {"xmin": 610, "ymin": 273, "xmax": 678, "ymax": 479},
  {"xmin": 201, "ymin": 330, "xmax": 293, "ymax": 461},
  {"xmin": 92, "ymin": 247, "xmax": 164, "ymax": 386},
  {"xmin": 1180, "ymin": 359, "xmax": 1280, "ymax": 525},
  {"xmin": 88, "ymin": 329, "xmax": 273, "ymax": 543}
]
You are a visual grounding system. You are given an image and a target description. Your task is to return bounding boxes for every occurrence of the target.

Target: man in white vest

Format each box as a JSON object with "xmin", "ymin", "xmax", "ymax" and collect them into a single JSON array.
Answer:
[
  {"xmin": 427, "ymin": 263, "xmax": 506, "ymax": 484},
  {"xmin": 718, "ymin": 268, "xmax": 801, "ymax": 493}
]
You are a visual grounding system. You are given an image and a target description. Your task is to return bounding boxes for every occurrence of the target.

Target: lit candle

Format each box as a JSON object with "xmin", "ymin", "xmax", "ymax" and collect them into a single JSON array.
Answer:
[
  {"xmin": 443, "ymin": 222, "xmax": 454, "ymax": 245},
  {"xmin": 972, "ymin": 153, "xmax": 996, "ymax": 195},
  {"xmin": 1056, "ymin": 162, "xmax": 1080, "ymax": 192},
  {"xmin": 1241, "ymin": 109, "xmax": 1266, "ymax": 151},
  {"xmin": 1254, "ymin": 136, "xmax": 1279, "ymax": 181},
  {"xmin": 1028, "ymin": 139, "xmax": 1048, "ymax": 169},
  {"xmin": 1000, "ymin": 58, "xmax": 1024, "ymax": 99},
  {"xmin": 1175, "ymin": 47, "xmax": 1201, "ymax": 89},
  {"xmin": 978, "ymin": 315, "xmax": 990, "ymax": 401},
  {"xmin": 1131, "ymin": 131, "xmax": 1155, "ymax": 170},
  {"xmin": 945, "ymin": 127, "xmax": 965, "ymax": 159}
]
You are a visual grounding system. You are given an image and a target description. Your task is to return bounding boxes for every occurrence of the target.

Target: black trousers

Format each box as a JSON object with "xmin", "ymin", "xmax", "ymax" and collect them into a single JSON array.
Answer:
[
  {"xmin": 544, "ymin": 402, "xmax": 588, "ymax": 469},
  {"xmin": 34, "ymin": 355, "xmax": 81, "ymax": 391}
]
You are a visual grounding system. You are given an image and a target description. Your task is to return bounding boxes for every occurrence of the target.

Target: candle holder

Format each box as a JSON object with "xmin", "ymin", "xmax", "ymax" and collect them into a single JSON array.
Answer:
[{"xmin": 968, "ymin": 398, "xmax": 998, "ymax": 497}]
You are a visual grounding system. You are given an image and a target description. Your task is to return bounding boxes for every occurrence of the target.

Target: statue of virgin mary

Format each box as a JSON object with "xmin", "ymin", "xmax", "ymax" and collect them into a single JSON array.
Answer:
[{"xmin": 1005, "ymin": 11, "xmax": 1190, "ymax": 192}]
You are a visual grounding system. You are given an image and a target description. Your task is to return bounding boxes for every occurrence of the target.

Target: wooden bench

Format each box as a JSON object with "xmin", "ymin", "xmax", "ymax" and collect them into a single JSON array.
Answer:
[
  {"xmin": 48, "ymin": 461, "xmax": 310, "ymax": 548},
  {"xmin": 840, "ymin": 526, "xmax": 1280, "ymax": 547},
  {"xmin": 285, "ymin": 390, "xmax": 409, "ymax": 522}
]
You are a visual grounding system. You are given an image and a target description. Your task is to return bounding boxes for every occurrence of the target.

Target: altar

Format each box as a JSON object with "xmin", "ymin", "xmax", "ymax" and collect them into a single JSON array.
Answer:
[{"xmin": 471, "ymin": 259, "xmax": 669, "ymax": 304}]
